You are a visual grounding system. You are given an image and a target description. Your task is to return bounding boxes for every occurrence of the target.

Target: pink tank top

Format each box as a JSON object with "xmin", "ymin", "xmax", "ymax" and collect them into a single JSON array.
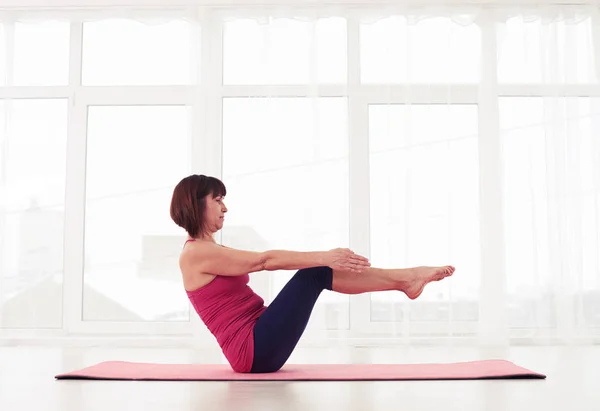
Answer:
[{"xmin": 184, "ymin": 239, "xmax": 267, "ymax": 373}]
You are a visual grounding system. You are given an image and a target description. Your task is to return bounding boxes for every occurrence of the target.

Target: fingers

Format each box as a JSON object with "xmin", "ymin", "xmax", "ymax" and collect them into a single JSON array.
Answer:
[
  {"xmin": 351, "ymin": 254, "xmax": 370, "ymax": 265},
  {"xmin": 343, "ymin": 259, "xmax": 371, "ymax": 273},
  {"xmin": 340, "ymin": 248, "xmax": 369, "ymax": 262},
  {"xmin": 345, "ymin": 250, "xmax": 370, "ymax": 272},
  {"xmin": 349, "ymin": 253, "xmax": 370, "ymax": 267},
  {"xmin": 332, "ymin": 248, "xmax": 371, "ymax": 273}
]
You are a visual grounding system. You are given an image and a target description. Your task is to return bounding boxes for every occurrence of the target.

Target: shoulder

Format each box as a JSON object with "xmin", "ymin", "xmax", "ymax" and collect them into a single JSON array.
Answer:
[
  {"xmin": 182, "ymin": 240, "xmax": 221, "ymax": 257},
  {"xmin": 182, "ymin": 242, "xmax": 235, "ymax": 264},
  {"xmin": 180, "ymin": 241, "xmax": 220, "ymax": 290}
]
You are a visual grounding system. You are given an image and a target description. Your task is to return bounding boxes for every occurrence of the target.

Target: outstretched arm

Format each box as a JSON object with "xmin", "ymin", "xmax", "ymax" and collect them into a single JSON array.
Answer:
[
  {"xmin": 262, "ymin": 249, "xmax": 327, "ymax": 271},
  {"xmin": 192, "ymin": 243, "xmax": 370, "ymax": 276}
]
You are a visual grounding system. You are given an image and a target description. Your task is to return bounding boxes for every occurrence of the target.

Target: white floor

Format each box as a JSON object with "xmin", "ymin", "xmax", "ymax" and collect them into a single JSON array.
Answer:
[{"xmin": 1, "ymin": 344, "xmax": 598, "ymax": 411}]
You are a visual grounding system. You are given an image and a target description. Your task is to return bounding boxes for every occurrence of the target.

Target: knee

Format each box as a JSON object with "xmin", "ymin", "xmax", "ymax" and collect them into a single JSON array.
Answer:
[
  {"xmin": 297, "ymin": 266, "xmax": 331, "ymax": 279},
  {"xmin": 296, "ymin": 266, "xmax": 333, "ymax": 289}
]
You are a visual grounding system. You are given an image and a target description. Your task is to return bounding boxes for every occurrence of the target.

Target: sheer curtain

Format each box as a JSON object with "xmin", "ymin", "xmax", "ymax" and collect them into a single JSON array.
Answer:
[
  {"xmin": 219, "ymin": 15, "xmax": 352, "ymax": 335},
  {"xmin": 0, "ymin": 4, "xmax": 598, "ymax": 346},
  {"xmin": 496, "ymin": 11, "xmax": 600, "ymax": 343},
  {"xmin": 213, "ymin": 6, "xmax": 600, "ymax": 344}
]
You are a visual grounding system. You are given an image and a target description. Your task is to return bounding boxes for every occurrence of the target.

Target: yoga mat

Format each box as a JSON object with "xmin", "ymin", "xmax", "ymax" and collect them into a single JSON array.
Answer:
[{"xmin": 55, "ymin": 359, "xmax": 545, "ymax": 381}]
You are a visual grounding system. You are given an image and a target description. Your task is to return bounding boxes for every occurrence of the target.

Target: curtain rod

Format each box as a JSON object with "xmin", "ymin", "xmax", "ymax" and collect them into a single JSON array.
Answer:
[{"xmin": 0, "ymin": 0, "xmax": 597, "ymax": 7}]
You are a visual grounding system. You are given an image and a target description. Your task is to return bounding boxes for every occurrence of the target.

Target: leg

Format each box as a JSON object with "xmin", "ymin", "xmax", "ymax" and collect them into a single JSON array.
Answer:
[
  {"xmin": 332, "ymin": 265, "xmax": 455, "ymax": 299},
  {"xmin": 250, "ymin": 264, "xmax": 455, "ymax": 373},
  {"xmin": 251, "ymin": 266, "xmax": 332, "ymax": 373}
]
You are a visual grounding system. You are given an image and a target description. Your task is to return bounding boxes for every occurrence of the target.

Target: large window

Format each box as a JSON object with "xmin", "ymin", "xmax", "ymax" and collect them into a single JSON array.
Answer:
[
  {"xmin": 499, "ymin": 97, "xmax": 600, "ymax": 328},
  {"xmin": 14, "ymin": 22, "xmax": 70, "ymax": 86},
  {"xmin": 82, "ymin": 19, "xmax": 196, "ymax": 86},
  {"xmin": 369, "ymin": 104, "xmax": 480, "ymax": 326},
  {"xmin": 223, "ymin": 17, "xmax": 347, "ymax": 84},
  {"xmin": 0, "ymin": 9, "xmax": 598, "ymax": 342},
  {"xmin": 360, "ymin": 17, "xmax": 480, "ymax": 84},
  {"xmin": 0, "ymin": 99, "xmax": 68, "ymax": 328},
  {"xmin": 221, "ymin": 97, "xmax": 350, "ymax": 330},
  {"xmin": 497, "ymin": 16, "xmax": 597, "ymax": 84},
  {"xmin": 83, "ymin": 106, "xmax": 192, "ymax": 322},
  {"xmin": 0, "ymin": 21, "xmax": 71, "ymax": 330}
]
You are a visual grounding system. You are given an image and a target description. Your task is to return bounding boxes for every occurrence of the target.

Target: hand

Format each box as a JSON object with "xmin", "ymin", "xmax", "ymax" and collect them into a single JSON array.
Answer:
[{"xmin": 323, "ymin": 248, "xmax": 371, "ymax": 273}]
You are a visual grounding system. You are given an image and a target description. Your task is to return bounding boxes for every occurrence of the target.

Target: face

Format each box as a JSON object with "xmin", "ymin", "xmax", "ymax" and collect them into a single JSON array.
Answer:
[{"xmin": 202, "ymin": 193, "xmax": 227, "ymax": 235}]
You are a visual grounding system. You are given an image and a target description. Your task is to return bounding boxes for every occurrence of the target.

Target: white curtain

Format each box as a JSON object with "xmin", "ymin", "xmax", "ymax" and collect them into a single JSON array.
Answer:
[
  {"xmin": 495, "ymin": 13, "xmax": 600, "ymax": 344},
  {"xmin": 0, "ymin": 4, "xmax": 598, "ymax": 346},
  {"xmin": 221, "ymin": 7, "xmax": 600, "ymax": 345}
]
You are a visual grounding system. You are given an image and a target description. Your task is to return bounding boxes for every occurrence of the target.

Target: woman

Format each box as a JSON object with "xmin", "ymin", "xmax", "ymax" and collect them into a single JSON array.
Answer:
[{"xmin": 170, "ymin": 174, "xmax": 455, "ymax": 373}]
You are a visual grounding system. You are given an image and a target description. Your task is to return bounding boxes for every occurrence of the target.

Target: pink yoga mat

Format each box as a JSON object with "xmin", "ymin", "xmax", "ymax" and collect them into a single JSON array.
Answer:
[{"xmin": 55, "ymin": 360, "xmax": 545, "ymax": 381}]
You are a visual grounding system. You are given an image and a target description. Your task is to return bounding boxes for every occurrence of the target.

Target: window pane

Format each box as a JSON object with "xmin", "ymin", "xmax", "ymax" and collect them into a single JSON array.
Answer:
[
  {"xmin": 82, "ymin": 19, "xmax": 196, "ymax": 86},
  {"xmin": 369, "ymin": 105, "xmax": 480, "ymax": 324},
  {"xmin": 361, "ymin": 17, "xmax": 480, "ymax": 84},
  {"xmin": 83, "ymin": 106, "xmax": 192, "ymax": 322},
  {"xmin": 224, "ymin": 18, "xmax": 347, "ymax": 85},
  {"xmin": 498, "ymin": 17, "xmax": 597, "ymax": 83},
  {"xmin": 0, "ymin": 99, "xmax": 68, "ymax": 328},
  {"xmin": 14, "ymin": 22, "xmax": 70, "ymax": 86},
  {"xmin": 222, "ymin": 97, "xmax": 349, "ymax": 330},
  {"xmin": 500, "ymin": 97, "xmax": 600, "ymax": 328}
]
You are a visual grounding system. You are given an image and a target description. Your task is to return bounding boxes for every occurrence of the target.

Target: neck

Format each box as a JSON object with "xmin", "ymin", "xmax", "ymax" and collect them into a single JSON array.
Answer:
[{"xmin": 192, "ymin": 232, "xmax": 215, "ymax": 242}]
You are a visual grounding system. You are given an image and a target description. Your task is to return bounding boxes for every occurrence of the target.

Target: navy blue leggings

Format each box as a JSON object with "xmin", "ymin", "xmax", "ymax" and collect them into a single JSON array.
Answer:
[{"xmin": 250, "ymin": 266, "xmax": 333, "ymax": 373}]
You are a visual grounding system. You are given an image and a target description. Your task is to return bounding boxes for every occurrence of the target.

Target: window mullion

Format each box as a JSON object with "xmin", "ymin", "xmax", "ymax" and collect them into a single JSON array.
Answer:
[
  {"xmin": 347, "ymin": 16, "xmax": 372, "ymax": 334},
  {"xmin": 62, "ymin": 21, "xmax": 86, "ymax": 334},
  {"xmin": 477, "ymin": 16, "xmax": 508, "ymax": 345}
]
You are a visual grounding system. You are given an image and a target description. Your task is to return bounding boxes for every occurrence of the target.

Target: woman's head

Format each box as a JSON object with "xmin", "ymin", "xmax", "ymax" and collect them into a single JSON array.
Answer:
[{"xmin": 170, "ymin": 174, "xmax": 228, "ymax": 239}]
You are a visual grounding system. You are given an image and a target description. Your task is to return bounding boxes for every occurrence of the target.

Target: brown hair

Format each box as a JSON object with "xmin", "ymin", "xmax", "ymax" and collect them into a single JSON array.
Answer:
[{"xmin": 170, "ymin": 174, "xmax": 227, "ymax": 238}]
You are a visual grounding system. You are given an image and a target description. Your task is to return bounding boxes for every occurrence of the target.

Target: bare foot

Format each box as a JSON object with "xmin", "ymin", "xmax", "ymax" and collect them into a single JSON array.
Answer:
[{"xmin": 399, "ymin": 266, "xmax": 455, "ymax": 300}]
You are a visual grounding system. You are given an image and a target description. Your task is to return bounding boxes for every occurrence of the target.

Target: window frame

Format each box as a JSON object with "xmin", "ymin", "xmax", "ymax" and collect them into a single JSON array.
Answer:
[{"xmin": 0, "ymin": 10, "xmax": 598, "ymax": 342}]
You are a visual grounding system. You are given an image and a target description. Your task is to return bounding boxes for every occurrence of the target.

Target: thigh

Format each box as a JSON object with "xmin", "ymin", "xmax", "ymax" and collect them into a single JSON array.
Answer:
[{"xmin": 251, "ymin": 266, "xmax": 332, "ymax": 373}]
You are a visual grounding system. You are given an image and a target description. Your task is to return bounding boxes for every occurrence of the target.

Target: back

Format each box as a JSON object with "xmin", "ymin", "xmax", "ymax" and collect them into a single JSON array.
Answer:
[{"xmin": 186, "ymin": 274, "xmax": 266, "ymax": 373}]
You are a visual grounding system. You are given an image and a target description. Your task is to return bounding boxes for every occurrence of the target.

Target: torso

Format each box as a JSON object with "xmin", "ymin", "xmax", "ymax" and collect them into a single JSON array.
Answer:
[{"xmin": 179, "ymin": 238, "xmax": 218, "ymax": 292}]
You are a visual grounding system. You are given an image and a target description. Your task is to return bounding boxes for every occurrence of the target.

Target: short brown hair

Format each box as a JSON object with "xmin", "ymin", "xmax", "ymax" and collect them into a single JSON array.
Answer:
[{"xmin": 170, "ymin": 174, "xmax": 227, "ymax": 238}]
